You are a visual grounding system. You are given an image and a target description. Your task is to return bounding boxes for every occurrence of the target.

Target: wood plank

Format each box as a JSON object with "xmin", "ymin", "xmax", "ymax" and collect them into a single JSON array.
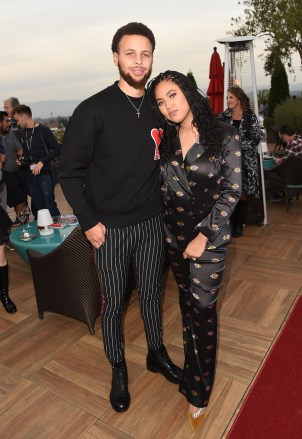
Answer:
[
  {"xmin": 0, "ymin": 314, "xmax": 87, "ymax": 376},
  {"xmin": 0, "ymin": 186, "xmax": 301, "ymax": 438}
]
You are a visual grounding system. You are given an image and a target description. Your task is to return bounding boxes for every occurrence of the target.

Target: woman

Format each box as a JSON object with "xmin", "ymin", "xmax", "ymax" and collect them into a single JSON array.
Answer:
[
  {"xmin": 217, "ymin": 86, "xmax": 261, "ymax": 237},
  {"xmin": 0, "ymin": 204, "xmax": 17, "ymax": 313},
  {"xmin": 148, "ymin": 71, "xmax": 241, "ymax": 432}
]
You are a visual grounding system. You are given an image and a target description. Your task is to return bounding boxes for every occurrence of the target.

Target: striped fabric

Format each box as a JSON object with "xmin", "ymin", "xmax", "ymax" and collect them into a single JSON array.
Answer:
[{"xmin": 95, "ymin": 214, "xmax": 165, "ymax": 364}]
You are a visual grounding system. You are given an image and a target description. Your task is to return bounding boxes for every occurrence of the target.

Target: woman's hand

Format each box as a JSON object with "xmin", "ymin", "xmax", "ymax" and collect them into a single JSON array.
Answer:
[
  {"xmin": 85, "ymin": 223, "xmax": 107, "ymax": 249},
  {"xmin": 32, "ymin": 161, "xmax": 44, "ymax": 175},
  {"xmin": 183, "ymin": 232, "xmax": 208, "ymax": 260}
]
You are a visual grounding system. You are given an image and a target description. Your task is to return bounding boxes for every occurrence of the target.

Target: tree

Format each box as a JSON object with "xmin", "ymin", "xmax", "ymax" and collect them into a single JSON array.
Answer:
[
  {"xmin": 267, "ymin": 58, "xmax": 290, "ymax": 117},
  {"xmin": 230, "ymin": 0, "xmax": 302, "ymax": 73},
  {"xmin": 187, "ymin": 70, "xmax": 198, "ymax": 88}
]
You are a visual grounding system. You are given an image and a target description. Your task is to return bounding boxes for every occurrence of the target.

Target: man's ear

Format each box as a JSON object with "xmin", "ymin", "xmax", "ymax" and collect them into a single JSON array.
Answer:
[{"xmin": 113, "ymin": 52, "xmax": 118, "ymax": 66}]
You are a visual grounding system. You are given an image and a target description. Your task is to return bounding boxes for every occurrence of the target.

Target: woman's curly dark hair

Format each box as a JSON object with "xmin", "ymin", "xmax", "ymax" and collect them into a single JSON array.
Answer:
[{"xmin": 147, "ymin": 70, "xmax": 222, "ymax": 163}]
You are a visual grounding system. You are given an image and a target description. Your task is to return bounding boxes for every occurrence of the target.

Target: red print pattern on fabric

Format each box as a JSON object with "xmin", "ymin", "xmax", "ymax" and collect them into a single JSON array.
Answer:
[{"xmin": 151, "ymin": 128, "xmax": 163, "ymax": 160}]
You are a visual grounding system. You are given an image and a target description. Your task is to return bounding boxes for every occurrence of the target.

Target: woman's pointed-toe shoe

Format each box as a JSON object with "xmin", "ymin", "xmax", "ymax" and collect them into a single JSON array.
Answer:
[{"xmin": 188, "ymin": 407, "xmax": 207, "ymax": 432}]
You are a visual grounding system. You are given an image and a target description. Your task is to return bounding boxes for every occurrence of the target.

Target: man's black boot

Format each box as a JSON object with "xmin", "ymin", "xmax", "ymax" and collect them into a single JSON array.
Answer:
[
  {"xmin": 109, "ymin": 360, "xmax": 130, "ymax": 412},
  {"xmin": 146, "ymin": 344, "xmax": 182, "ymax": 384}
]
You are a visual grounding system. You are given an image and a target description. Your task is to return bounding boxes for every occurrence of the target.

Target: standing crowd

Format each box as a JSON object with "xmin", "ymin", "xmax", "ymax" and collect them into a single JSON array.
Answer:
[{"xmin": 0, "ymin": 98, "xmax": 61, "ymax": 314}]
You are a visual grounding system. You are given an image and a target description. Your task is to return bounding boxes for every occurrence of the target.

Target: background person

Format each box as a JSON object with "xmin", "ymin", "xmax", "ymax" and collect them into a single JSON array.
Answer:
[
  {"xmin": 276, "ymin": 125, "xmax": 302, "ymax": 164},
  {"xmin": 259, "ymin": 100, "xmax": 268, "ymax": 118},
  {"xmin": 12, "ymin": 105, "xmax": 60, "ymax": 218},
  {"xmin": 265, "ymin": 125, "xmax": 302, "ymax": 201},
  {"xmin": 1, "ymin": 97, "xmax": 21, "ymax": 214},
  {"xmin": 59, "ymin": 22, "xmax": 182, "ymax": 413},
  {"xmin": 0, "ymin": 204, "xmax": 16, "ymax": 313},
  {"xmin": 0, "ymin": 129, "xmax": 7, "ymax": 212},
  {"xmin": 148, "ymin": 71, "xmax": 242, "ymax": 432},
  {"xmin": 2, "ymin": 97, "xmax": 31, "ymax": 225},
  {"xmin": 3, "ymin": 97, "xmax": 20, "ymax": 134},
  {"xmin": 0, "ymin": 111, "xmax": 27, "ymax": 226},
  {"xmin": 217, "ymin": 86, "xmax": 261, "ymax": 237}
]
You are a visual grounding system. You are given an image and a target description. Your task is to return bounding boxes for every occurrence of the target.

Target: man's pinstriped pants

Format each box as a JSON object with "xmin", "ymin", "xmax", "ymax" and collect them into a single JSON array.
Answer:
[{"xmin": 95, "ymin": 214, "xmax": 165, "ymax": 364}]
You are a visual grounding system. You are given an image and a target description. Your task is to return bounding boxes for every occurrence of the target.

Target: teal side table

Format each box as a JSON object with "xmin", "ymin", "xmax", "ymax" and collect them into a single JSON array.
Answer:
[{"xmin": 10, "ymin": 221, "xmax": 77, "ymax": 263}]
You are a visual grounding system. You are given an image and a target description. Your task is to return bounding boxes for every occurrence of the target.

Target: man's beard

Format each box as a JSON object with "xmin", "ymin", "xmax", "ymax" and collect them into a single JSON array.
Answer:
[{"xmin": 118, "ymin": 64, "xmax": 152, "ymax": 89}]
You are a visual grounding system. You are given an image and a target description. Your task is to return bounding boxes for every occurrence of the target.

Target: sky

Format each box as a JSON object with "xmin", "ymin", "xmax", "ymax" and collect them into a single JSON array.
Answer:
[{"xmin": 1, "ymin": 0, "xmax": 301, "ymax": 108}]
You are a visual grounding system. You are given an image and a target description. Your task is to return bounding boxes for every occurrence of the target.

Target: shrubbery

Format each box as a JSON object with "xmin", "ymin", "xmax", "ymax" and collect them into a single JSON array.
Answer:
[{"xmin": 273, "ymin": 98, "xmax": 302, "ymax": 133}]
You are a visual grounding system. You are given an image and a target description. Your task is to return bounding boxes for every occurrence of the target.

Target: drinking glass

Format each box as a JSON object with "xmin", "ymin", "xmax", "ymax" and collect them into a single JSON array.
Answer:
[
  {"xmin": 59, "ymin": 215, "xmax": 68, "ymax": 228},
  {"xmin": 18, "ymin": 209, "xmax": 28, "ymax": 236},
  {"xmin": 24, "ymin": 206, "xmax": 32, "ymax": 232}
]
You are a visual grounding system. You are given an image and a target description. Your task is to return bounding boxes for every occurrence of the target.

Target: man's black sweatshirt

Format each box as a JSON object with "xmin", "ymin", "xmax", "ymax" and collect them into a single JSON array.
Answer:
[{"xmin": 60, "ymin": 82, "xmax": 163, "ymax": 231}]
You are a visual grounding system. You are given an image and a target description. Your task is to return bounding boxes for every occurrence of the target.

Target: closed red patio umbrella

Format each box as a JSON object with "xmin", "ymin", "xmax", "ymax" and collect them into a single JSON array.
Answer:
[{"xmin": 207, "ymin": 47, "xmax": 224, "ymax": 115}]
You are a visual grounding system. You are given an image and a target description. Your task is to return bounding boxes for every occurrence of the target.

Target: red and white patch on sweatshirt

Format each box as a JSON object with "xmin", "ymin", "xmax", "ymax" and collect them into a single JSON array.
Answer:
[{"xmin": 151, "ymin": 128, "xmax": 163, "ymax": 160}]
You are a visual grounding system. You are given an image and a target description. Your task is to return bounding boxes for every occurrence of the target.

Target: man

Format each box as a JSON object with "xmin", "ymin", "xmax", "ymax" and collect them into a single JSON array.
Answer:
[
  {"xmin": 0, "ymin": 117, "xmax": 7, "ymax": 212},
  {"xmin": 0, "ymin": 111, "xmax": 27, "ymax": 224},
  {"xmin": 4, "ymin": 96, "xmax": 19, "ymax": 120},
  {"xmin": 3, "ymin": 97, "xmax": 21, "ymax": 139},
  {"xmin": 0, "ymin": 98, "xmax": 18, "ymax": 213},
  {"xmin": 0, "ymin": 132, "xmax": 5, "ymax": 175},
  {"xmin": 2, "ymin": 97, "xmax": 28, "ymax": 226},
  {"xmin": 265, "ymin": 125, "xmax": 302, "ymax": 201},
  {"xmin": 60, "ymin": 22, "xmax": 182, "ymax": 413},
  {"xmin": 12, "ymin": 105, "xmax": 60, "ymax": 217},
  {"xmin": 0, "ymin": 130, "xmax": 17, "ymax": 313},
  {"xmin": 277, "ymin": 125, "xmax": 302, "ymax": 163}
]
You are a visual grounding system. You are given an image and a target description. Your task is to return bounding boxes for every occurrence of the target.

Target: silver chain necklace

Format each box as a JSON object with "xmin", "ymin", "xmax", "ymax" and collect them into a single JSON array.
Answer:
[{"xmin": 124, "ymin": 92, "xmax": 145, "ymax": 118}]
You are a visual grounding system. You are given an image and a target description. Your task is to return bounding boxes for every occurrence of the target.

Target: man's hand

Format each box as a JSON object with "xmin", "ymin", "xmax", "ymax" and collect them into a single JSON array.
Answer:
[
  {"xmin": 85, "ymin": 222, "xmax": 107, "ymax": 249},
  {"xmin": 183, "ymin": 232, "xmax": 208, "ymax": 260},
  {"xmin": 32, "ymin": 161, "xmax": 44, "ymax": 175}
]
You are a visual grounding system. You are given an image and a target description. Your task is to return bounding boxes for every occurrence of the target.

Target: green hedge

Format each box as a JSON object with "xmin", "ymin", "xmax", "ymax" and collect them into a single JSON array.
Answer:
[{"xmin": 273, "ymin": 98, "xmax": 302, "ymax": 133}]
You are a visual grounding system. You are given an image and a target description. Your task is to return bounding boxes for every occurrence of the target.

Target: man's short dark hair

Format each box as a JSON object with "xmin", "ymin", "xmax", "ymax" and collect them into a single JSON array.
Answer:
[
  {"xmin": 279, "ymin": 125, "xmax": 295, "ymax": 136},
  {"xmin": 111, "ymin": 22, "xmax": 155, "ymax": 53},
  {"xmin": 0, "ymin": 111, "xmax": 8, "ymax": 122},
  {"xmin": 12, "ymin": 104, "xmax": 32, "ymax": 117}
]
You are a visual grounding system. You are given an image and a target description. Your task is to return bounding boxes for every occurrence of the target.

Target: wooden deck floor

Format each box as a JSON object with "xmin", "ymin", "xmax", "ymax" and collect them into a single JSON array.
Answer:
[{"xmin": 1, "ymin": 186, "xmax": 301, "ymax": 439}]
